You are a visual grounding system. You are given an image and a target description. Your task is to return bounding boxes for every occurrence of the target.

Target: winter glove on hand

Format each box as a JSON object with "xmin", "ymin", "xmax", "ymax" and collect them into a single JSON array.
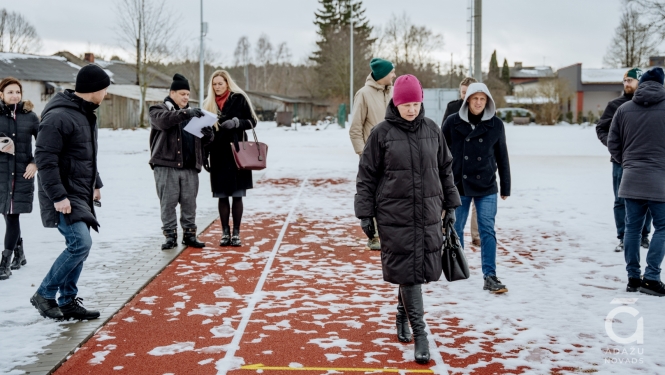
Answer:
[
  {"xmin": 201, "ymin": 126, "xmax": 215, "ymax": 143},
  {"xmin": 220, "ymin": 117, "xmax": 239, "ymax": 130},
  {"xmin": 360, "ymin": 218, "xmax": 376, "ymax": 240},
  {"xmin": 442, "ymin": 208, "xmax": 456, "ymax": 230},
  {"xmin": 186, "ymin": 108, "xmax": 204, "ymax": 118}
]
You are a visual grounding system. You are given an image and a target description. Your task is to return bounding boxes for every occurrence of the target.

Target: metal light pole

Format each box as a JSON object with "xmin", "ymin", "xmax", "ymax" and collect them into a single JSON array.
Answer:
[
  {"xmin": 473, "ymin": 0, "xmax": 482, "ymax": 82},
  {"xmin": 349, "ymin": 13, "xmax": 354, "ymax": 123},
  {"xmin": 199, "ymin": 0, "xmax": 207, "ymax": 106}
]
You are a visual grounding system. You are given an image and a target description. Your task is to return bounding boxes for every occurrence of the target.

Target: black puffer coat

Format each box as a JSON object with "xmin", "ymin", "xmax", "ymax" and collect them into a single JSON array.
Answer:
[
  {"xmin": 0, "ymin": 100, "xmax": 39, "ymax": 214},
  {"xmin": 35, "ymin": 90, "xmax": 103, "ymax": 230},
  {"xmin": 206, "ymin": 93, "xmax": 257, "ymax": 195},
  {"xmin": 355, "ymin": 101, "xmax": 461, "ymax": 285}
]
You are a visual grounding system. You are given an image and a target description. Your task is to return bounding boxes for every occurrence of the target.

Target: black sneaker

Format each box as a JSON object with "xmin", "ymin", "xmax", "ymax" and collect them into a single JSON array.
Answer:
[
  {"xmin": 627, "ymin": 277, "xmax": 642, "ymax": 292},
  {"xmin": 639, "ymin": 279, "xmax": 665, "ymax": 297},
  {"xmin": 60, "ymin": 297, "xmax": 100, "ymax": 320},
  {"xmin": 615, "ymin": 240, "xmax": 624, "ymax": 252},
  {"xmin": 30, "ymin": 292, "xmax": 64, "ymax": 320},
  {"xmin": 483, "ymin": 275, "xmax": 508, "ymax": 294},
  {"xmin": 231, "ymin": 235, "xmax": 242, "ymax": 247},
  {"xmin": 641, "ymin": 237, "xmax": 650, "ymax": 249}
]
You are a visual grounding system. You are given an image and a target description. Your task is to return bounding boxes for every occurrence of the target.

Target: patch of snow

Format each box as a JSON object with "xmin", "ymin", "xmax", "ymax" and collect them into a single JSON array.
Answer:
[
  {"xmin": 147, "ymin": 342, "xmax": 195, "ymax": 356},
  {"xmin": 210, "ymin": 324, "xmax": 235, "ymax": 338},
  {"xmin": 214, "ymin": 286, "xmax": 241, "ymax": 299}
]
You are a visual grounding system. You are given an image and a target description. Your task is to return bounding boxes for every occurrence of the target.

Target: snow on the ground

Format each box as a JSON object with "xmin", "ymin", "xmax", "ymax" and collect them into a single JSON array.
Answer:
[{"xmin": 1, "ymin": 120, "xmax": 663, "ymax": 374}]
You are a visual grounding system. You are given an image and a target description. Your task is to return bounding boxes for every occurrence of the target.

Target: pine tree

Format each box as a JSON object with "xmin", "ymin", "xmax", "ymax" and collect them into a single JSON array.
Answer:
[
  {"xmin": 310, "ymin": 0, "xmax": 374, "ymax": 102},
  {"xmin": 501, "ymin": 58, "xmax": 510, "ymax": 84},
  {"xmin": 489, "ymin": 50, "xmax": 500, "ymax": 80}
]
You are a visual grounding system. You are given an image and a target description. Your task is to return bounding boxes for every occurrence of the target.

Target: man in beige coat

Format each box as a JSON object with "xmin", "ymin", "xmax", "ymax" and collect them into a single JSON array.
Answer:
[{"xmin": 350, "ymin": 58, "xmax": 395, "ymax": 250}]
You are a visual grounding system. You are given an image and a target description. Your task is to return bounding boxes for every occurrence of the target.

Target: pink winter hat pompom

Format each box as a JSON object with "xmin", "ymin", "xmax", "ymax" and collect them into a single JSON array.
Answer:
[{"xmin": 393, "ymin": 74, "xmax": 423, "ymax": 106}]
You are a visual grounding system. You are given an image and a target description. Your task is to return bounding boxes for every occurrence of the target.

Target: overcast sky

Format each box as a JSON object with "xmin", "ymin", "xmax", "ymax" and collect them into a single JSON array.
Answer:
[{"xmin": 8, "ymin": 0, "xmax": 634, "ymax": 71}]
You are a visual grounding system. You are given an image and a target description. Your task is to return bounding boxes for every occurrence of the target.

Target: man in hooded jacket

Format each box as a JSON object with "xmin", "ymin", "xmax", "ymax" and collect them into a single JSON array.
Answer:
[
  {"xmin": 596, "ymin": 68, "xmax": 652, "ymax": 252},
  {"xmin": 349, "ymin": 58, "xmax": 395, "ymax": 251},
  {"xmin": 442, "ymin": 82, "xmax": 511, "ymax": 294},
  {"xmin": 30, "ymin": 64, "xmax": 109, "ymax": 321},
  {"xmin": 608, "ymin": 67, "xmax": 665, "ymax": 297}
]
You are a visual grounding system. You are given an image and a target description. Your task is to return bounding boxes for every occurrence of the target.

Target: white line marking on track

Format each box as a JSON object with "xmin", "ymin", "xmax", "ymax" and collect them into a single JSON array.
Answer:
[
  {"xmin": 216, "ymin": 177, "xmax": 309, "ymax": 374},
  {"xmin": 425, "ymin": 323, "xmax": 450, "ymax": 375}
]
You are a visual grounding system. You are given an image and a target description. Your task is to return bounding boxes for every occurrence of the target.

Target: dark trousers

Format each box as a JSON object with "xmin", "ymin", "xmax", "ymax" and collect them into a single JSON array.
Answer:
[
  {"xmin": 624, "ymin": 199, "xmax": 665, "ymax": 281},
  {"xmin": 613, "ymin": 162, "xmax": 651, "ymax": 240},
  {"xmin": 153, "ymin": 166, "xmax": 199, "ymax": 231}
]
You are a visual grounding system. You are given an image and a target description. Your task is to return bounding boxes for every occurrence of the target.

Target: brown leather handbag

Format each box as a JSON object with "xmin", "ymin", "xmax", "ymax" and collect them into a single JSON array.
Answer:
[{"xmin": 230, "ymin": 122, "xmax": 268, "ymax": 170}]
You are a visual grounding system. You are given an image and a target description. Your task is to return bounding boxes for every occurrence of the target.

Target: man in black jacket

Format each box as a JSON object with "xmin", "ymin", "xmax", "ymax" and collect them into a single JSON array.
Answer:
[
  {"xmin": 596, "ymin": 68, "xmax": 651, "ymax": 252},
  {"xmin": 149, "ymin": 74, "xmax": 213, "ymax": 250},
  {"xmin": 30, "ymin": 64, "xmax": 109, "ymax": 320},
  {"xmin": 442, "ymin": 83, "xmax": 511, "ymax": 294},
  {"xmin": 608, "ymin": 67, "xmax": 665, "ymax": 297},
  {"xmin": 442, "ymin": 77, "xmax": 480, "ymax": 246}
]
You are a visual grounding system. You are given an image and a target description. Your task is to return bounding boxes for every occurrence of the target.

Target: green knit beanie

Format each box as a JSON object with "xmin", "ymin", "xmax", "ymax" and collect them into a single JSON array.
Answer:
[
  {"xmin": 625, "ymin": 67, "xmax": 643, "ymax": 80},
  {"xmin": 370, "ymin": 58, "xmax": 395, "ymax": 81}
]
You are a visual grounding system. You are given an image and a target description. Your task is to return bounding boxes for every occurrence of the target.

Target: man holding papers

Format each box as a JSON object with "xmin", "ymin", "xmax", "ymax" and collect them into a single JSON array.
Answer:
[{"xmin": 149, "ymin": 73, "xmax": 214, "ymax": 250}]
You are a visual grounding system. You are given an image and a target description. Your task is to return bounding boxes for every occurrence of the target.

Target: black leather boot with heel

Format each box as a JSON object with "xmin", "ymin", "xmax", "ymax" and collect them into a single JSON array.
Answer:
[
  {"xmin": 10, "ymin": 238, "xmax": 26, "ymax": 270},
  {"xmin": 220, "ymin": 227, "xmax": 231, "ymax": 246},
  {"xmin": 396, "ymin": 291, "xmax": 412, "ymax": 342},
  {"xmin": 0, "ymin": 249, "xmax": 12, "ymax": 280},
  {"xmin": 400, "ymin": 284, "xmax": 430, "ymax": 364}
]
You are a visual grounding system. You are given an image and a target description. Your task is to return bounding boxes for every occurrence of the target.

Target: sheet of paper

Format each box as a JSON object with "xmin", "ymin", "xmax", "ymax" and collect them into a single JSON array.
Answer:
[{"xmin": 184, "ymin": 109, "xmax": 217, "ymax": 138}]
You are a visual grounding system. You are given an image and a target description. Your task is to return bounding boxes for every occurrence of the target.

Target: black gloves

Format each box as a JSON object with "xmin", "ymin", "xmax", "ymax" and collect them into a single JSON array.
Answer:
[
  {"xmin": 442, "ymin": 208, "xmax": 456, "ymax": 230},
  {"xmin": 220, "ymin": 117, "xmax": 239, "ymax": 130},
  {"xmin": 186, "ymin": 108, "xmax": 204, "ymax": 118},
  {"xmin": 201, "ymin": 126, "xmax": 214, "ymax": 145},
  {"xmin": 360, "ymin": 218, "xmax": 376, "ymax": 239}
]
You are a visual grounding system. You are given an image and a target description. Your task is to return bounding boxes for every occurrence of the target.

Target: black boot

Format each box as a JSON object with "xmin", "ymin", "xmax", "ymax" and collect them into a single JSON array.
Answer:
[
  {"xmin": 219, "ymin": 227, "xmax": 231, "ymax": 246},
  {"xmin": 10, "ymin": 238, "xmax": 26, "ymax": 270},
  {"xmin": 0, "ymin": 249, "xmax": 12, "ymax": 280},
  {"xmin": 162, "ymin": 229, "xmax": 177, "ymax": 250},
  {"xmin": 30, "ymin": 292, "xmax": 63, "ymax": 320},
  {"xmin": 400, "ymin": 284, "xmax": 430, "ymax": 364},
  {"xmin": 182, "ymin": 228, "xmax": 205, "ymax": 248},
  {"xmin": 231, "ymin": 228, "xmax": 242, "ymax": 247},
  {"xmin": 627, "ymin": 277, "xmax": 642, "ymax": 292},
  {"xmin": 396, "ymin": 291, "xmax": 412, "ymax": 343},
  {"xmin": 60, "ymin": 296, "xmax": 100, "ymax": 320}
]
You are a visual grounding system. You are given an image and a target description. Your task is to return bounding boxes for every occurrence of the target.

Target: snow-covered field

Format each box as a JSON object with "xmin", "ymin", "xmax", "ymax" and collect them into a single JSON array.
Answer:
[{"xmin": 1, "ymin": 121, "xmax": 663, "ymax": 374}]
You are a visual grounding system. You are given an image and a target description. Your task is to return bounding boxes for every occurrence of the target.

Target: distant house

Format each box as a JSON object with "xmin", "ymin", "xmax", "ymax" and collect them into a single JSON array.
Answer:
[
  {"xmin": 510, "ymin": 62, "xmax": 556, "ymax": 93},
  {"xmin": 0, "ymin": 51, "xmax": 174, "ymax": 128},
  {"xmin": 245, "ymin": 91, "xmax": 330, "ymax": 123},
  {"xmin": 0, "ymin": 52, "xmax": 79, "ymax": 115},
  {"xmin": 56, "ymin": 52, "xmax": 173, "ymax": 128},
  {"xmin": 557, "ymin": 63, "xmax": 626, "ymax": 122}
]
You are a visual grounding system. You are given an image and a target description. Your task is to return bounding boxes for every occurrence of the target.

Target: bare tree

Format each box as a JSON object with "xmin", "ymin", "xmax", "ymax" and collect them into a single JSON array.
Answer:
[
  {"xmin": 0, "ymin": 8, "xmax": 41, "ymax": 53},
  {"xmin": 255, "ymin": 34, "xmax": 273, "ymax": 91},
  {"xmin": 234, "ymin": 36, "xmax": 252, "ymax": 90},
  {"xmin": 604, "ymin": 6, "xmax": 657, "ymax": 68},
  {"xmin": 114, "ymin": 0, "xmax": 178, "ymax": 127},
  {"xmin": 375, "ymin": 12, "xmax": 443, "ymax": 70}
]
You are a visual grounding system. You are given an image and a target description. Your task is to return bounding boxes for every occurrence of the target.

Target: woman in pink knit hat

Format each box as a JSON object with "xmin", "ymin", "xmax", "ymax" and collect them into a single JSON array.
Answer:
[{"xmin": 355, "ymin": 74, "xmax": 461, "ymax": 364}]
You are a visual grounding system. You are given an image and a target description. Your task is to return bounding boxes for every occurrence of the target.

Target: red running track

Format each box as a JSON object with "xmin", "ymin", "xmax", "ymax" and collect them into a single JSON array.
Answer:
[{"xmin": 53, "ymin": 178, "xmax": 530, "ymax": 375}]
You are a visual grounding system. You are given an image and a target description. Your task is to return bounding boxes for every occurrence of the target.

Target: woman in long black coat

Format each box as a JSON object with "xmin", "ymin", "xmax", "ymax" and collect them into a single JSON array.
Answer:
[
  {"xmin": 202, "ymin": 70, "xmax": 258, "ymax": 247},
  {"xmin": 0, "ymin": 78, "xmax": 39, "ymax": 280},
  {"xmin": 355, "ymin": 75, "xmax": 461, "ymax": 364}
]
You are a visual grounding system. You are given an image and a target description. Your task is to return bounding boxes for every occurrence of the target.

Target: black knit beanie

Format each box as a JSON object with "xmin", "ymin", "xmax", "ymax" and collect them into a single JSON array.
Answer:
[
  {"xmin": 170, "ymin": 74, "xmax": 190, "ymax": 91},
  {"xmin": 75, "ymin": 64, "xmax": 111, "ymax": 93},
  {"xmin": 639, "ymin": 67, "xmax": 665, "ymax": 86}
]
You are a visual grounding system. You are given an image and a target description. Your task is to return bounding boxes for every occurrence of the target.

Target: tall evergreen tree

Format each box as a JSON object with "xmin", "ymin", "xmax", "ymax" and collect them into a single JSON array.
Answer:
[
  {"xmin": 310, "ymin": 0, "xmax": 374, "ymax": 102},
  {"xmin": 501, "ymin": 58, "xmax": 510, "ymax": 84},
  {"xmin": 488, "ymin": 50, "xmax": 500, "ymax": 80}
]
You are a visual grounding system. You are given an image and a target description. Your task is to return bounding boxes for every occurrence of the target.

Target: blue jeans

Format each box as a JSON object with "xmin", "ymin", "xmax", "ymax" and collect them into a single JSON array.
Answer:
[
  {"xmin": 454, "ymin": 194, "xmax": 498, "ymax": 277},
  {"xmin": 37, "ymin": 214, "xmax": 92, "ymax": 306},
  {"xmin": 624, "ymin": 199, "xmax": 665, "ymax": 281},
  {"xmin": 613, "ymin": 162, "xmax": 651, "ymax": 239}
]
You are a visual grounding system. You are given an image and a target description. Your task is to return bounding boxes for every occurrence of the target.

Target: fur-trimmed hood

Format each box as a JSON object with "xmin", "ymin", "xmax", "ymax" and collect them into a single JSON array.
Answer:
[{"xmin": 0, "ymin": 100, "xmax": 35, "ymax": 116}]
